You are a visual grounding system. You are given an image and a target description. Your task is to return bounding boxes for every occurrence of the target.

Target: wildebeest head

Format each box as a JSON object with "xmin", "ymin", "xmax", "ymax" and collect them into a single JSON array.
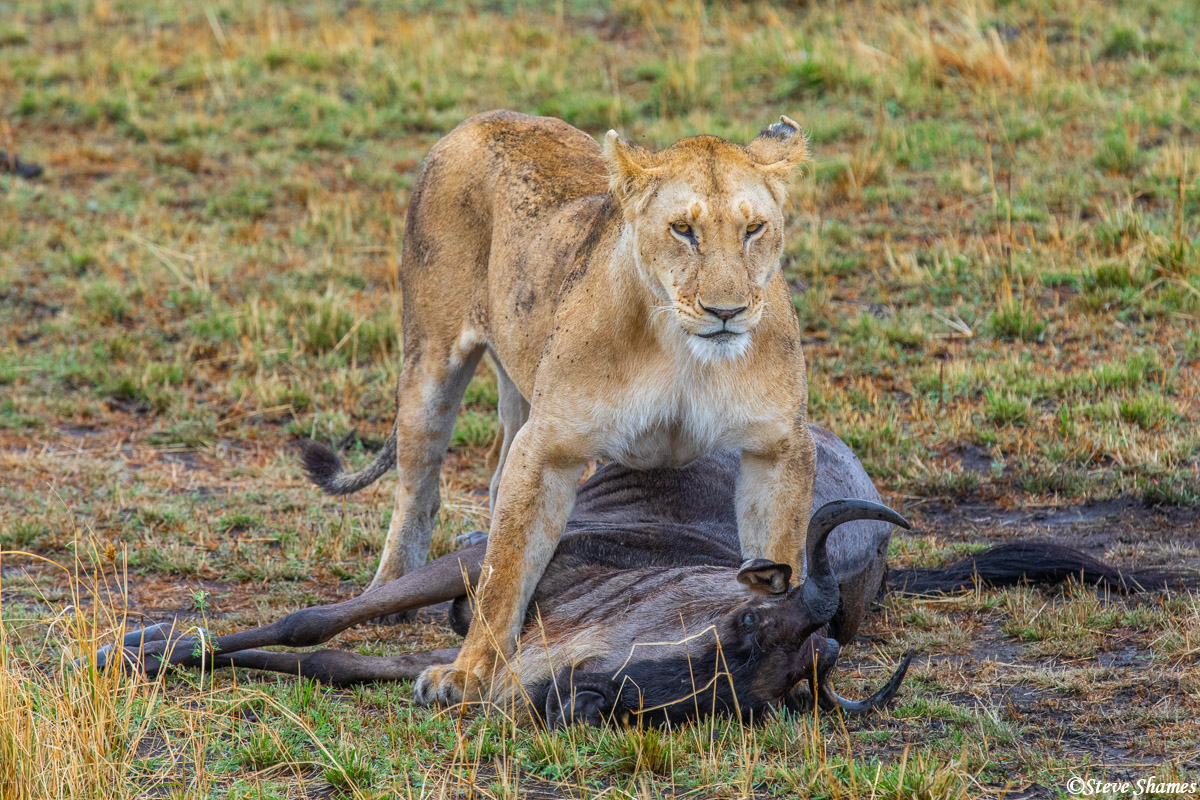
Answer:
[{"xmin": 527, "ymin": 499, "xmax": 908, "ymax": 728}]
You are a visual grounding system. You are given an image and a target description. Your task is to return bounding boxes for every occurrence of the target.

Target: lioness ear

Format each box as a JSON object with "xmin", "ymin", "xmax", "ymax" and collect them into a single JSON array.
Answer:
[
  {"xmin": 603, "ymin": 130, "xmax": 657, "ymax": 209},
  {"xmin": 745, "ymin": 115, "xmax": 810, "ymax": 175},
  {"xmin": 738, "ymin": 558, "xmax": 792, "ymax": 595}
]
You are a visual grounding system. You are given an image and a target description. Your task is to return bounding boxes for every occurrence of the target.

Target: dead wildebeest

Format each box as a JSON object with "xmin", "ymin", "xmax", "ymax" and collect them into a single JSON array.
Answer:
[{"xmin": 95, "ymin": 425, "xmax": 1184, "ymax": 728}]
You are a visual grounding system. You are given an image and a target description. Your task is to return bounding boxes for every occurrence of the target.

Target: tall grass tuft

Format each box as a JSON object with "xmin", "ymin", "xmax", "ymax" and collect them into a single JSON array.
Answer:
[{"xmin": 0, "ymin": 546, "xmax": 167, "ymax": 800}]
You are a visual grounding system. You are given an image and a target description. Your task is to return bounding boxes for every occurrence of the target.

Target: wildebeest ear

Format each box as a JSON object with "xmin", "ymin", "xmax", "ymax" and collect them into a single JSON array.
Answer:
[
  {"xmin": 737, "ymin": 559, "xmax": 792, "ymax": 595},
  {"xmin": 745, "ymin": 115, "xmax": 810, "ymax": 175},
  {"xmin": 603, "ymin": 131, "xmax": 658, "ymax": 209}
]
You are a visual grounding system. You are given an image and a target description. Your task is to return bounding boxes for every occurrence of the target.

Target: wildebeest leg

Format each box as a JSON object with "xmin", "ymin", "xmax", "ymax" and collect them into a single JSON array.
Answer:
[
  {"xmin": 96, "ymin": 544, "xmax": 486, "ymax": 676},
  {"xmin": 205, "ymin": 648, "xmax": 461, "ymax": 686},
  {"xmin": 0, "ymin": 151, "xmax": 44, "ymax": 179},
  {"xmin": 91, "ymin": 622, "xmax": 181, "ymax": 671}
]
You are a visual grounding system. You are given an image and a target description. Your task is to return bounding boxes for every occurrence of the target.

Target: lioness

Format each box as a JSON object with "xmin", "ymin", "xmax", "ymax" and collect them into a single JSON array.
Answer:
[{"xmin": 302, "ymin": 110, "xmax": 815, "ymax": 706}]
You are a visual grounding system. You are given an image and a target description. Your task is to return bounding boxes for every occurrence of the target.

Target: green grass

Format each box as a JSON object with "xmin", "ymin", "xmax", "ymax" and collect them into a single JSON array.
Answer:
[{"xmin": 3, "ymin": 0, "xmax": 1200, "ymax": 796}]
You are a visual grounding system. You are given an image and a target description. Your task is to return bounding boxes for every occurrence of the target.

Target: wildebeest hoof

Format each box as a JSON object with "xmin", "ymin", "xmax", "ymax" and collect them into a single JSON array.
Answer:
[
  {"xmin": 413, "ymin": 663, "xmax": 475, "ymax": 707},
  {"xmin": 455, "ymin": 529, "xmax": 489, "ymax": 549},
  {"xmin": 0, "ymin": 151, "xmax": 43, "ymax": 180},
  {"xmin": 90, "ymin": 623, "xmax": 209, "ymax": 676},
  {"xmin": 91, "ymin": 622, "xmax": 177, "ymax": 671}
]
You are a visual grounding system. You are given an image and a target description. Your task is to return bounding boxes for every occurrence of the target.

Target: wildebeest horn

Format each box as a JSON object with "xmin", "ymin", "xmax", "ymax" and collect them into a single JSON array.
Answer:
[
  {"xmin": 800, "ymin": 499, "xmax": 911, "ymax": 624},
  {"xmin": 817, "ymin": 649, "xmax": 915, "ymax": 714}
]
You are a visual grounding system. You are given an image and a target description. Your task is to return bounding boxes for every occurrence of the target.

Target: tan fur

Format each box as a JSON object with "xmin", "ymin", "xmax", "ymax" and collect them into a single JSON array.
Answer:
[{"xmin": 360, "ymin": 110, "xmax": 816, "ymax": 705}]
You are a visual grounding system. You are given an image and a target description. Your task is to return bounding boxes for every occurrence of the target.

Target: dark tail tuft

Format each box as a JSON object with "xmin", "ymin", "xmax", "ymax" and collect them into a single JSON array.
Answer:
[
  {"xmin": 888, "ymin": 540, "xmax": 1193, "ymax": 596},
  {"xmin": 300, "ymin": 440, "xmax": 345, "ymax": 490},
  {"xmin": 297, "ymin": 428, "xmax": 398, "ymax": 496}
]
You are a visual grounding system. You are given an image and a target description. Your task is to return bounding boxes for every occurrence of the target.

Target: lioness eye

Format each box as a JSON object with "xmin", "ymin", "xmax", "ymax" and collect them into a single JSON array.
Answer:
[
  {"xmin": 741, "ymin": 612, "xmax": 757, "ymax": 631},
  {"xmin": 745, "ymin": 222, "xmax": 762, "ymax": 236},
  {"xmin": 671, "ymin": 221, "xmax": 692, "ymax": 236}
]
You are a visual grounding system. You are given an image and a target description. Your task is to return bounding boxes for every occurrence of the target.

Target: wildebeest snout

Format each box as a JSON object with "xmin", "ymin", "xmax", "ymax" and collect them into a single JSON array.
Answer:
[
  {"xmin": 542, "ymin": 670, "xmax": 615, "ymax": 729},
  {"xmin": 781, "ymin": 634, "xmax": 839, "ymax": 712}
]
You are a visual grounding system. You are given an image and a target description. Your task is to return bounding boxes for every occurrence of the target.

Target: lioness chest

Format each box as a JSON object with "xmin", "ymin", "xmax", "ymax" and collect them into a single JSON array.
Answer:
[{"xmin": 558, "ymin": 346, "xmax": 790, "ymax": 469}]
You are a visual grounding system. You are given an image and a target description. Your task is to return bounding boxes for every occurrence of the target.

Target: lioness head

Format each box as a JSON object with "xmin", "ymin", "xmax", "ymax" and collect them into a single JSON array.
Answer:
[{"xmin": 603, "ymin": 117, "xmax": 809, "ymax": 363}]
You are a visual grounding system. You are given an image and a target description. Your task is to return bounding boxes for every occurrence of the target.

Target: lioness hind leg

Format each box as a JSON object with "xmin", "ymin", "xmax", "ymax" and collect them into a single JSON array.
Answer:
[
  {"xmin": 368, "ymin": 336, "xmax": 486, "ymax": 617},
  {"xmin": 488, "ymin": 357, "xmax": 530, "ymax": 515}
]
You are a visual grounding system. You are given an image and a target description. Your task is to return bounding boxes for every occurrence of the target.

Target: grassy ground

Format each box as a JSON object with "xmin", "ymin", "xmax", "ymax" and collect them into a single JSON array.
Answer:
[{"xmin": 2, "ymin": 0, "xmax": 1199, "ymax": 797}]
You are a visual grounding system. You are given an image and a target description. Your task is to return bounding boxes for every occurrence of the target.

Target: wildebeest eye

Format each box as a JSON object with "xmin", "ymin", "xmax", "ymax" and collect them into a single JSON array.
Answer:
[{"xmin": 741, "ymin": 611, "xmax": 757, "ymax": 631}]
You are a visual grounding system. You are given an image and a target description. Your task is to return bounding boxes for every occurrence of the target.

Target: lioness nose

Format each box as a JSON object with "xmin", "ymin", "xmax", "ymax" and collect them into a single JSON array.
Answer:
[{"xmin": 699, "ymin": 302, "xmax": 747, "ymax": 322}]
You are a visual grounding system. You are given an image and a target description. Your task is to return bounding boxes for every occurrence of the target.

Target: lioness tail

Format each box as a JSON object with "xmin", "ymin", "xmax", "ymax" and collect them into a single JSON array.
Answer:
[{"xmin": 299, "ymin": 428, "xmax": 397, "ymax": 495}]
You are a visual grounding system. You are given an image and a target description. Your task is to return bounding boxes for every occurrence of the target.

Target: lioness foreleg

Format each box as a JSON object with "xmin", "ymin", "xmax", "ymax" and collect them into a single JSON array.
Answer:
[
  {"xmin": 488, "ymin": 359, "xmax": 530, "ymax": 514},
  {"xmin": 736, "ymin": 425, "xmax": 818, "ymax": 580},
  {"xmin": 414, "ymin": 423, "xmax": 583, "ymax": 706}
]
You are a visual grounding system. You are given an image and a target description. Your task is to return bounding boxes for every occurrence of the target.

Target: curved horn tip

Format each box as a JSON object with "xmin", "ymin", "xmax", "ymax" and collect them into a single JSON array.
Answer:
[{"xmin": 817, "ymin": 649, "xmax": 915, "ymax": 715}]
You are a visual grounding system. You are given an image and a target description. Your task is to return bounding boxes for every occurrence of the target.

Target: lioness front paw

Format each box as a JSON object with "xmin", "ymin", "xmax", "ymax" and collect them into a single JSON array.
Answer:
[{"xmin": 414, "ymin": 663, "xmax": 483, "ymax": 707}]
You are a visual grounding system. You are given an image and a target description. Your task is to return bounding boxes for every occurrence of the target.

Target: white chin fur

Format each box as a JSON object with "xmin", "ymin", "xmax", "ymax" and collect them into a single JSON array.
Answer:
[{"xmin": 685, "ymin": 331, "xmax": 752, "ymax": 364}]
